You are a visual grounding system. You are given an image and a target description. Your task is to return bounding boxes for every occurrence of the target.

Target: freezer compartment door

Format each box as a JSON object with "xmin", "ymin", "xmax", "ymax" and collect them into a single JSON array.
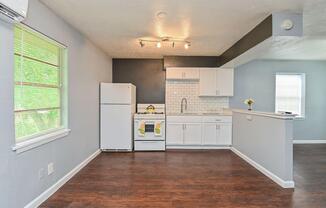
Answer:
[
  {"xmin": 100, "ymin": 83, "xmax": 136, "ymax": 104},
  {"xmin": 101, "ymin": 105, "xmax": 133, "ymax": 150}
]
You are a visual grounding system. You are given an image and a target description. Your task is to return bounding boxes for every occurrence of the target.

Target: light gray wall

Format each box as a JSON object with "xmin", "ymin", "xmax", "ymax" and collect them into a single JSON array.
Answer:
[
  {"xmin": 0, "ymin": 0, "xmax": 112, "ymax": 207},
  {"xmin": 232, "ymin": 111, "xmax": 294, "ymax": 185},
  {"xmin": 230, "ymin": 60, "xmax": 326, "ymax": 140}
]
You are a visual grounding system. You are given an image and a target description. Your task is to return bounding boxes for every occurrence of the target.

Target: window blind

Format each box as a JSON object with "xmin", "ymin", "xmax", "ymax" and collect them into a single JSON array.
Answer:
[
  {"xmin": 275, "ymin": 74, "xmax": 305, "ymax": 117},
  {"xmin": 14, "ymin": 25, "xmax": 63, "ymax": 142}
]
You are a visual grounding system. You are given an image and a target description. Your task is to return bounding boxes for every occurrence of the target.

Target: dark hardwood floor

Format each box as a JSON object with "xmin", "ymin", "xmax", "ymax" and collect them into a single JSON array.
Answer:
[{"xmin": 41, "ymin": 145, "xmax": 326, "ymax": 208}]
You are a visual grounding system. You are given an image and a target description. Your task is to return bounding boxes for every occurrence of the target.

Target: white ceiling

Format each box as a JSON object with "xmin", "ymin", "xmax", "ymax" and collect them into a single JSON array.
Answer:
[
  {"xmin": 222, "ymin": 36, "xmax": 326, "ymax": 68},
  {"xmin": 221, "ymin": 0, "xmax": 326, "ymax": 67},
  {"xmin": 40, "ymin": 0, "xmax": 306, "ymax": 58}
]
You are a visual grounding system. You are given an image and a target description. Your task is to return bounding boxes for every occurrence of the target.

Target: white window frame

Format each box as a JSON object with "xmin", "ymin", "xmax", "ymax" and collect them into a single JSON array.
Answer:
[
  {"xmin": 275, "ymin": 73, "xmax": 306, "ymax": 119},
  {"xmin": 12, "ymin": 24, "xmax": 70, "ymax": 154}
]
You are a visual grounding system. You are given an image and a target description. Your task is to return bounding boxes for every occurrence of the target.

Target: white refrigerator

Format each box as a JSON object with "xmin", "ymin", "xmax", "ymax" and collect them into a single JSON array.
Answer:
[{"xmin": 100, "ymin": 83, "xmax": 136, "ymax": 151}]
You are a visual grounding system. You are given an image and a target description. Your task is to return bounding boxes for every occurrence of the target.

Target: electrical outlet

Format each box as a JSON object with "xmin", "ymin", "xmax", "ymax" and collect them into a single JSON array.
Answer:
[
  {"xmin": 38, "ymin": 168, "xmax": 45, "ymax": 179},
  {"xmin": 47, "ymin": 163, "xmax": 54, "ymax": 175}
]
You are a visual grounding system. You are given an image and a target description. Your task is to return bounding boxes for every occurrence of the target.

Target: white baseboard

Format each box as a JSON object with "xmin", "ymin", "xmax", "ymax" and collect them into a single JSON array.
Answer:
[
  {"xmin": 25, "ymin": 149, "xmax": 101, "ymax": 208},
  {"xmin": 166, "ymin": 145, "xmax": 231, "ymax": 150},
  {"xmin": 230, "ymin": 147, "xmax": 294, "ymax": 189},
  {"xmin": 293, "ymin": 140, "xmax": 326, "ymax": 144}
]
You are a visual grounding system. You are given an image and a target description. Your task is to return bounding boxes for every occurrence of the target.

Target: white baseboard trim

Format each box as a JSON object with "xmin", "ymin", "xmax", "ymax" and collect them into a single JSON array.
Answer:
[
  {"xmin": 25, "ymin": 149, "xmax": 101, "ymax": 208},
  {"xmin": 167, "ymin": 145, "xmax": 231, "ymax": 150},
  {"xmin": 293, "ymin": 140, "xmax": 326, "ymax": 144},
  {"xmin": 230, "ymin": 147, "xmax": 294, "ymax": 189}
]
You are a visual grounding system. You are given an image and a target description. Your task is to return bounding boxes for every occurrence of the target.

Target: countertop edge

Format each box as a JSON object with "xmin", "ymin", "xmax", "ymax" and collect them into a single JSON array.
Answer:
[{"xmin": 231, "ymin": 109, "xmax": 296, "ymax": 120}]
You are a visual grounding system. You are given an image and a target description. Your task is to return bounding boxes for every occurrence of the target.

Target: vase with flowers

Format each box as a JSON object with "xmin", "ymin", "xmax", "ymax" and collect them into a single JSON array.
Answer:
[{"xmin": 244, "ymin": 98, "xmax": 255, "ymax": 111}]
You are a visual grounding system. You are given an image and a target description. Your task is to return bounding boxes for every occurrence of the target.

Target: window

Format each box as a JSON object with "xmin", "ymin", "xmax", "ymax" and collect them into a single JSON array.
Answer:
[
  {"xmin": 275, "ymin": 73, "xmax": 305, "ymax": 118},
  {"xmin": 14, "ymin": 24, "xmax": 67, "ymax": 143}
]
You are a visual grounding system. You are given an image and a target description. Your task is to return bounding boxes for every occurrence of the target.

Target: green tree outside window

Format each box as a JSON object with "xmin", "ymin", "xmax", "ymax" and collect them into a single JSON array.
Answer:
[{"xmin": 14, "ymin": 25, "xmax": 65, "ymax": 142}]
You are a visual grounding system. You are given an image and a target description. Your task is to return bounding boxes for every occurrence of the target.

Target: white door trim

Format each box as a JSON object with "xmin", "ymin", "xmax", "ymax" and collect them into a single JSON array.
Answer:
[
  {"xmin": 293, "ymin": 140, "xmax": 326, "ymax": 144},
  {"xmin": 231, "ymin": 147, "xmax": 295, "ymax": 188}
]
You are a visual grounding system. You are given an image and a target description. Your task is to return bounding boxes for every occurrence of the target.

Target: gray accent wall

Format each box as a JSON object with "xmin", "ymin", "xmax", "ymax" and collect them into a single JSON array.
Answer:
[
  {"xmin": 0, "ymin": 0, "xmax": 112, "ymax": 207},
  {"xmin": 220, "ymin": 15, "xmax": 272, "ymax": 66},
  {"xmin": 164, "ymin": 56, "xmax": 219, "ymax": 68},
  {"xmin": 113, "ymin": 59, "xmax": 165, "ymax": 104},
  {"xmin": 112, "ymin": 56, "xmax": 220, "ymax": 104},
  {"xmin": 230, "ymin": 60, "xmax": 326, "ymax": 140}
]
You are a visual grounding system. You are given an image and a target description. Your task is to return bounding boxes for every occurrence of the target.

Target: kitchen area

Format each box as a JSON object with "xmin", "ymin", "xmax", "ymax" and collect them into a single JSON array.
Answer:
[
  {"xmin": 165, "ymin": 67, "xmax": 233, "ymax": 149},
  {"xmin": 100, "ymin": 65, "xmax": 234, "ymax": 152},
  {"xmin": 102, "ymin": 59, "xmax": 295, "ymax": 188}
]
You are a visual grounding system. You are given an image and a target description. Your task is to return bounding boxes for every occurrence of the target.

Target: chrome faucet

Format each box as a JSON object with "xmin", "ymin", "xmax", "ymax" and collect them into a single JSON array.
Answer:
[{"xmin": 181, "ymin": 98, "xmax": 188, "ymax": 113}]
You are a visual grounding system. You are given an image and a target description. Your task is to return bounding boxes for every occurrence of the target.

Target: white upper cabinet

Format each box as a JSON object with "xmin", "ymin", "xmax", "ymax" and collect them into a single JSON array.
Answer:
[
  {"xmin": 166, "ymin": 67, "xmax": 200, "ymax": 80},
  {"xmin": 199, "ymin": 68, "xmax": 234, "ymax": 97},
  {"xmin": 199, "ymin": 68, "xmax": 217, "ymax": 96},
  {"xmin": 216, "ymin": 68, "xmax": 234, "ymax": 96}
]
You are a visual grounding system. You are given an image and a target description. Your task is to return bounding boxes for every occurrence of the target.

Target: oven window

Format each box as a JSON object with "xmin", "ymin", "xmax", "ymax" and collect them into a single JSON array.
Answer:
[{"xmin": 145, "ymin": 124, "xmax": 155, "ymax": 132}]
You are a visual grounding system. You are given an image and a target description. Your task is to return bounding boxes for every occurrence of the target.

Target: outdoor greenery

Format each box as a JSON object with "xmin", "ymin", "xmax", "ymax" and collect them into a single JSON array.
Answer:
[
  {"xmin": 14, "ymin": 25, "xmax": 63, "ymax": 141},
  {"xmin": 14, "ymin": 57, "xmax": 59, "ymax": 86}
]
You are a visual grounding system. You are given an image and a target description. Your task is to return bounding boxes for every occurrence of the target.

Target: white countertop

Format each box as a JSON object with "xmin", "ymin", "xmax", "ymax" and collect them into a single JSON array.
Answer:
[
  {"xmin": 232, "ymin": 109, "xmax": 297, "ymax": 120},
  {"xmin": 167, "ymin": 109, "xmax": 233, "ymax": 117}
]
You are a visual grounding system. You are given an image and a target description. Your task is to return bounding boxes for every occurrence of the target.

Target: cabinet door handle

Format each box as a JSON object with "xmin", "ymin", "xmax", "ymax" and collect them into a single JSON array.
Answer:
[{"xmin": 216, "ymin": 125, "xmax": 220, "ymax": 130}]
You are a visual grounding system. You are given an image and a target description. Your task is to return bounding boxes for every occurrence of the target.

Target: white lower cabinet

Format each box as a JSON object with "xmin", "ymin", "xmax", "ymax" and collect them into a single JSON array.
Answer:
[
  {"xmin": 217, "ymin": 123, "xmax": 232, "ymax": 145},
  {"xmin": 184, "ymin": 123, "xmax": 202, "ymax": 145},
  {"xmin": 166, "ymin": 116, "xmax": 232, "ymax": 147},
  {"xmin": 166, "ymin": 123, "xmax": 184, "ymax": 145},
  {"xmin": 202, "ymin": 123, "xmax": 232, "ymax": 145},
  {"xmin": 202, "ymin": 123, "xmax": 218, "ymax": 145},
  {"xmin": 166, "ymin": 123, "xmax": 202, "ymax": 145}
]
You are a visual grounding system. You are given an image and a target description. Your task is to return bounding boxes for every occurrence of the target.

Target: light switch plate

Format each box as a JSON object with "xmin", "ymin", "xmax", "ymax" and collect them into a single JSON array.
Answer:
[{"xmin": 47, "ymin": 163, "xmax": 54, "ymax": 175}]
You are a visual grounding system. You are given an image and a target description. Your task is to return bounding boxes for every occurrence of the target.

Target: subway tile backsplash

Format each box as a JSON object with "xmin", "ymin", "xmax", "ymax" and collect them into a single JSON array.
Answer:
[{"xmin": 166, "ymin": 80, "xmax": 229, "ymax": 114}]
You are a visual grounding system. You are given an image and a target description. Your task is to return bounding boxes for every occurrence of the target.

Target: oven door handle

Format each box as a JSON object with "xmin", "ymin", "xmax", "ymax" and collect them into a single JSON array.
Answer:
[{"xmin": 144, "ymin": 121, "xmax": 165, "ymax": 124}]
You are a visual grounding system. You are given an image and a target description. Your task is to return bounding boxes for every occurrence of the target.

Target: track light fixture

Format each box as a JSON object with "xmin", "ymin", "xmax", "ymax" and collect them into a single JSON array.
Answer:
[
  {"xmin": 138, "ymin": 37, "xmax": 191, "ymax": 49},
  {"xmin": 139, "ymin": 40, "xmax": 145, "ymax": 48}
]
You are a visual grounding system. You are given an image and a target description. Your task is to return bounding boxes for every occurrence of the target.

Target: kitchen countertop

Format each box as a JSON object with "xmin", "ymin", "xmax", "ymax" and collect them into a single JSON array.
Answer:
[
  {"xmin": 167, "ymin": 111, "xmax": 233, "ymax": 117},
  {"xmin": 232, "ymin": 109, "xmax": 297, "ymax": 120}
]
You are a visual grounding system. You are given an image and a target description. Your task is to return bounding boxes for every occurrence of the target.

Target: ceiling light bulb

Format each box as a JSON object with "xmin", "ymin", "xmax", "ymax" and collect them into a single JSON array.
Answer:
[
  {"xmin": 156, "ymin": 42, "xmax": 162, "ymax": 48},
  {"xmin": 156, "ymin": 11, "xmax": 167, "ymax": 19},
  {"xmin": 184, "ymin": 43, "xmax": 189, "ymax": 49}
]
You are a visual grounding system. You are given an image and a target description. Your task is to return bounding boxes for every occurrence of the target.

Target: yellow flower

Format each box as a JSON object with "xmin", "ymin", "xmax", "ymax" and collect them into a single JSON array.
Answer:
[{"xmin": 244, "ymin": 98, "xmax": 255, "ymax": 105}]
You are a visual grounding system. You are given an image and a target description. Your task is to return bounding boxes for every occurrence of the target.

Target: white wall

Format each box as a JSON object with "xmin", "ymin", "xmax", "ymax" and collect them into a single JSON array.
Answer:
[{"xmin": 0, "ymin": 0, "xmax": 112, "ymax": 207}]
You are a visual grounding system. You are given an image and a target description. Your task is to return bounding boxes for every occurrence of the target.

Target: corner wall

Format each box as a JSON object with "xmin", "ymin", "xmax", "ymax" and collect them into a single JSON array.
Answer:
[
  {"xmin": 0, "ymin": 0, "xmax": 112, "ymax": 207},
  {"xmin": 230, "ymin": 60, "xmax": 326, "ymax": 141}
]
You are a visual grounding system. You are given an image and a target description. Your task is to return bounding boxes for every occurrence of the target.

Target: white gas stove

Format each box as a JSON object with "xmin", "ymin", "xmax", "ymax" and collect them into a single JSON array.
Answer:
[{"xmin": 134, "ymin": 104, "xmax": 166, "ymax": 151}]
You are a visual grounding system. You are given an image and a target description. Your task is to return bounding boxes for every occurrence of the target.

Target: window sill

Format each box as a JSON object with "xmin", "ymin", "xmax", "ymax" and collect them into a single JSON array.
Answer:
[
  {"xmin": 294, "ymin": 116, "xmax": 305, "ymax": 121},
  {"xmin": 12, "ymin": 128, "xmax": 71, "ymax": 154}
]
